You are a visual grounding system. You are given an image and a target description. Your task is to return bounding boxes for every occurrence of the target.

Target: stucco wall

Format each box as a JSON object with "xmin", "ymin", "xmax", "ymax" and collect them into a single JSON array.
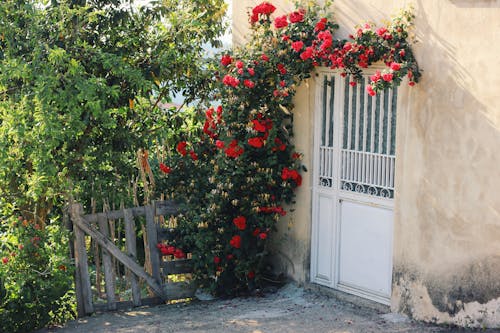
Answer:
[{"xmin": 232, "ymin": 0, "xmax": 500, "ymax": 328}]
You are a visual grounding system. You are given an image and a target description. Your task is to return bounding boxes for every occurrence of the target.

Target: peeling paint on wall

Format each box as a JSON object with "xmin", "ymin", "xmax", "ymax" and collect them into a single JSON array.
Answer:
[{"xmin": 393, "ymin": 258, "xmax": 500, "ymax": 328}]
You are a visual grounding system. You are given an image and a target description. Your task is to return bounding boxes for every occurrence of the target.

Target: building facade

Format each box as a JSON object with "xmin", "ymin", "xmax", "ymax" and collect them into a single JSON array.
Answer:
[{"xmin": 233, "ymin": 0, "xmax": 500, "ymax": 328}]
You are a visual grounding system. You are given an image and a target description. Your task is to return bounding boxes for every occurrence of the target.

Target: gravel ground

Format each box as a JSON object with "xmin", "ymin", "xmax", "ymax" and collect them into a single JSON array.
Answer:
[{"xmin": 38, "ymin": 284, "xmax": 499, "ymax": 333}]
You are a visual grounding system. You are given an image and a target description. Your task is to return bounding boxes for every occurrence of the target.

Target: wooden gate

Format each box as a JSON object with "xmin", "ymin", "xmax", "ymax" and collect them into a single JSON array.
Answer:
[{"xmin": 69, "ymin": 200, "xmax": 195, "ymax": 317}]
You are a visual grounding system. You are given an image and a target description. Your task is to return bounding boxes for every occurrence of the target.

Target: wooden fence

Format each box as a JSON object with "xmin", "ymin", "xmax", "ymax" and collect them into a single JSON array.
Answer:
[{"xmin": 69, "ymin": 200, "xmax": 195, "ymax": 317}]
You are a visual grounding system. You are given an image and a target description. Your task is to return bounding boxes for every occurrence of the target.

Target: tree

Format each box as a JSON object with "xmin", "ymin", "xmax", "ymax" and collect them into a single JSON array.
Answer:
[
  {"xmin": 0, "ymin": 0, "xmax": 226, "ymax": 223},
  {"xmin": 0, "ymin": 1, "xmax": 226, "ymax": 331}
]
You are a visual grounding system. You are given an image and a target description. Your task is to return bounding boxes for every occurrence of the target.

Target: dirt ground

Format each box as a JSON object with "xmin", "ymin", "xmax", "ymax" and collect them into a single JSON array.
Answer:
[{"xmin": 38, "ymin": 284, "xmax": 498, "ymax": 333}]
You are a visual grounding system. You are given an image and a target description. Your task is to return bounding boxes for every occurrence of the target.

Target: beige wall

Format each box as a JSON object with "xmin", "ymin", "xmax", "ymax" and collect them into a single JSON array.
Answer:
[{"xmin": 233, "ymin": 0, "xmax": 500, "ymax": 328}]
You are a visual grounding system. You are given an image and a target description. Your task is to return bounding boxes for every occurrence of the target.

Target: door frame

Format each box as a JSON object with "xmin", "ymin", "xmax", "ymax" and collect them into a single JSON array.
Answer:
[{"xmin": 310, "ymin": 68, "xmax": 396, "ymax": 305}]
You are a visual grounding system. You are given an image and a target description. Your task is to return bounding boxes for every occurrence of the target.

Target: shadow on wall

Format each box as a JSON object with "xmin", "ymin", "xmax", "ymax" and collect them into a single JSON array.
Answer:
[
  {"xmin": 449, "ymin": 0, "xmax": 500, "ymax": 8},
  {"xmin": 392, "ymin": 0, "xmax": 500, "ymax": 328}
]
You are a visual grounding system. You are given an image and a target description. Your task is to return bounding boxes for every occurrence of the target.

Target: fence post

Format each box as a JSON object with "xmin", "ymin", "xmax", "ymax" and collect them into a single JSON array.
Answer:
[
  {"xmin": 98, "ymin": 213, "xmax": 117, "ymax": 310},
  {"xmin": 70, "ymin": 204, "xmax": 94, "ymax": 316},
  {"xmin": 124, "ymin": 208, "xmax": 141, "ymax": 307},
  {"xmin": 146, "ymin": 202, "xmax": 162, "ymax": 286}
]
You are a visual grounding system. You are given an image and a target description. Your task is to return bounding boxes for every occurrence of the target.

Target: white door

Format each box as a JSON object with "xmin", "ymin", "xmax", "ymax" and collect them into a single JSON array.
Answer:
[{"xmin": 310, "ymin": 70, "xmax": 397, "ymax": 305}]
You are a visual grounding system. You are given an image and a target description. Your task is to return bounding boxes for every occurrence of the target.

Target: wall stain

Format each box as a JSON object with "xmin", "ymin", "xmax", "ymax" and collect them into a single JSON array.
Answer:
[{"xmin": 393, "ymin": 255, "xmax": 500, "ymax": 327}]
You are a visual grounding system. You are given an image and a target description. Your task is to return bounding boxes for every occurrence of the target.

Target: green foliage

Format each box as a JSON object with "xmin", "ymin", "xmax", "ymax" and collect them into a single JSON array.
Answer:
[
  {"xmin": 0, "ymin": 216, "xmax": 74, "ymax": 333},
  {"xmin": 0, "ymin": 0, "xmax": 226, "ymax": 329},
  {"xmin": 152, "ymin": 1, "xmax": 420, "ymax": 296},
  {"xmin": 0, "ymin": 0, "xmax": 226, "ymax": 220}
]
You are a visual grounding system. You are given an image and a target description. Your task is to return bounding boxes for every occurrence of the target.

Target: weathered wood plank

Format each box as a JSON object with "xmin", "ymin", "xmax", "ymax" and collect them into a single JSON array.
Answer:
[
  {"xmin": 161, "ymin": 259, "xmax": 193, "ymax": 275},
  {"xmin": 146, "ymin": 203, "xmax": 162, "ymax": 285},
  {"xmin": 73, "ymin": 230, "xmax": 85, "ymax": 318},
  {"xmin": 72, "ymin": 214, "xmax": 94, "ymax": 315},
  {"xmin": 155, "ymin": 200, "xmax": 179, "ymax": 216},
  {"xmin": 81, "ymin": 200, "xmax": 179, "ymax": 223},
  {"xmin": 98, "ymin": 214, "xmax": 116, "ymax": 310},
  {"xmin": 70, "ymin": 204, "xmax": 166, "ymax": 300},
  {"xmin": 164, "ymin": 282, "xmax": 196, "ymax": 300},
  {"xmin": 65, "ymin": 207, "xmax": 85, "ymax": 318},
  {"xmin": 124, "ymin": 208, "xmax": 141, "ymax": 307}
]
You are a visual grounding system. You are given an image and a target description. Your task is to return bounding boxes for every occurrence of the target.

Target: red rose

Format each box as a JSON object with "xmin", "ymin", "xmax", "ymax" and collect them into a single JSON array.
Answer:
[
  {"xmin": 281, "ymin": 167, "xmax": 302, "ymax": 186},
  {"xmin": 259, "ymin": 232, "xmax": 267, "ymax": 240},
  {"xmin": 282, "ymin": 34, "xmax": 290, "ymax": 41},
  {"xmin": 289, "ymin": 10, "xmax": 305, "ymax": 23},
  {"xmin": 408, "ymin": 81, "xmax": 415, "ymax": 86},
  {"xmin": 261, "ymin": 54, "xmax": 269, "ymax": 62},
  {"xmin": 252, "ymin": 228, "xmax": 261, "ymax": 236},
  {"xmin": 1, "ymin": 257, "xmax": 8, "ymax": 264},
  {"xmin": 247, "ymin": 271, "xmax": 255, "ymax": 279},
  {"xmin": 252, "ymin": 119, "xmax": 266, "ymax": 132},
  {"xmin": 291, "ymin": 41, "xmax": 304, "ymax": 52},
  {"xmin": 214, "ymin": 256, "xmax": 221, "ymax": 264},
  {"xmin": 248, "ymin": 137, "xmax": 264, "ymax": 148},
  {"xmin": 277, "ymin": 63, "xmax": 287, "ymax": 74},
  {"xmin": 279, "ymin": 80, "xmax": 286, "ymax": 88},
  {"xmin": 244, "ymin": 79, "xmax": 255, "ymax": 88},
  {"xmin": 248, "ymin": 68, "xmax": 255, "ymax": 76},
  {"xmin": 159, "ymin": 163, "xmax": 172, "ymax": 174},
  {"xmin": 235, "ymin": 60, "xmax": 244, "ymax": 69},
  {"xmin": 222, "ymin": 75, "xmax": 240, "ymax": 87},
  {"xmin": 221, "ymin": 54, "xmax": 232, "ymax": 66},
  {"xmin": 318, "ymin": 30, "xmax": 332, "ymax": 41},
  {"xmin": 174, "ymin": 249, "xmax": 185, "ymax": 259},
  {"xmin": 370, "ymin": 70, "xmax": 381, "ymax": 83},
  {"xmin": 177, "ymin": 141, "xmax": 188, "ymax": 156},
  {"xmin": 250, "ymin": 12, "xmax": 259, "ymax": 24},
  {"xmin": 189, "ymin": 150, "xmax": 198, "ymax": 161},
  {"xmin": 233, "ymin": 216, "xmax": 247, "ymax": 230},
  {"xmin": 225, "ymin": 140, "xmax": 244, "ymax": 158},
  {"xmin": 399, "ymin": 49, "xmax": 406, "ymax": 57},
  {"xmin": 382, "ymin": 72, "xmax": 393, "ymax": 82},
  {"xmin": 252, "ymin": 2, "xmax": 276, "ymax": 16},
  {"xmin": 294, "ymin": 173, "xmax": 302, "ymax": 186},
  {"xmin": 320, "ymin": 39, "xmax": 332, "ymax": 52},
  {"xmin": 226, "ymin": 254, "xmax": 234, "ymax": 260},
  {"xmin": 300, "ymin": 47, "xmax": 314, "ymax": 60},
  {"xmin": 230, "ymin": 235, "xmax": 242, "ymax": 249},
  {"xmin": 349, "ymin": 81, "xmax": 357, "ymax": 87},
  {"xmin": 292, "ymin": 152, "xmax": 301, "ymax": 159},
  {"xmin": 166, "ymin": 246, "xmax": 175, "ymax": 255},
  {"xmin": 367, "ymin": 85, "xmax": 376, "ymax": 96},
  {"xmin": 390, "ymin": 62, "xmax": 401, "ymax": 71},
  {"xmin": 376, "ymin": 27, "xmax": 388, "ymax": 37},
  {"xmin": 343, "ymin": 42, "xmax": 352, "ymax": 51},
  {"xmin": 315, "ymin": 18, "xmax": 327, "ymax": 31},
  {"xmin": 274, "ymin": 15, "xmax": 288, "ymax": 29},
  {"xmin": 216, "ymin": 140, "xmax": 225, "ymax": 149}
]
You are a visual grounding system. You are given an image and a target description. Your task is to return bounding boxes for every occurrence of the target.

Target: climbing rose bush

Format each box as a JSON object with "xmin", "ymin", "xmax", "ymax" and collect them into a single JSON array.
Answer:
[{"xmin": 154, "ymin": 1, "xmax": 420, "ymax": 296}]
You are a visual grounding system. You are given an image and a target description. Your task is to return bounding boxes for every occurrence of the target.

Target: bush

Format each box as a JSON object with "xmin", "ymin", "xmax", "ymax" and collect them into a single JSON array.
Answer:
[
  {"xmin": 152, "ymin": 1, "xmax": 421, "ymax": 297},
  {"xmin": 0, "ymin": 215, "xmax": 75, "ymax": 333}
]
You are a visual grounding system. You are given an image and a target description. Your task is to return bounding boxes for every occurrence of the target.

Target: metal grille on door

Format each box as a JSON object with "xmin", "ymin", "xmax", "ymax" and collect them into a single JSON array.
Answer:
[{"xmin": 318, "ymin": 75, "xmax": 397, "ymax": 198}]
